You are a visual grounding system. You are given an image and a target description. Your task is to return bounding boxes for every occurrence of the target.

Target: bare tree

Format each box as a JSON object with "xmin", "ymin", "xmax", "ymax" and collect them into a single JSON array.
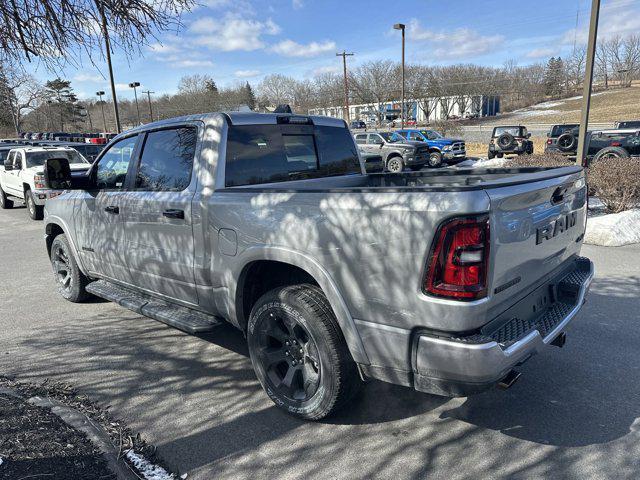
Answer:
[
  {"xmin": 0, "ymin": 63, "xmax": 43, "ymax": 135},
  {"xmin": 349, "ymin": 60, "xmax": 397, "ymax": 125},
  {"xmin": 0, "ymin": 0, "xmax": 195, "ymax": 68},
  {"xmin": 257, "ymin": 74, "xmax": 296, "ymax": 108}
]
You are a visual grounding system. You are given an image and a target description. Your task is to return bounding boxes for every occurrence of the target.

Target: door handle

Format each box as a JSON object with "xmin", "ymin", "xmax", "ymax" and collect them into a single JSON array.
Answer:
[
  {"xmin": 104, "ymin": 205, "xmax": 119, "ymax": 214},
  {"xmin": 163, "ymin": 209, "xmax": 184, "ymax": 219}
]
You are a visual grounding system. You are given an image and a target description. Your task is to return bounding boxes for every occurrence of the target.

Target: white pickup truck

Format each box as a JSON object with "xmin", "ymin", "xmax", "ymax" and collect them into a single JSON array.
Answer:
[{"xmin": 0, "ymin": 146, "xmax": 91, "ymax": 220}]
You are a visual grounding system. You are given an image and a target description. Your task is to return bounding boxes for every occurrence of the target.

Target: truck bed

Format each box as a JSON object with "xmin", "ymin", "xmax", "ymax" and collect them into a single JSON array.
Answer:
[{"xmin": 221, "ymin": 166, "xmax": 583, "ymax": 193}]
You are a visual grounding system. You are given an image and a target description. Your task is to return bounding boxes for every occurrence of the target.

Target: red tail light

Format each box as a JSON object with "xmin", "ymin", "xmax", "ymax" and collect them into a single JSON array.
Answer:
[
  {"xmin": 424, "ymin": 216, "xmax": 490, "ymax": 300},
  {"xmin": 547, "ymin": 139, "xmax": 552, "ymax": 145}
]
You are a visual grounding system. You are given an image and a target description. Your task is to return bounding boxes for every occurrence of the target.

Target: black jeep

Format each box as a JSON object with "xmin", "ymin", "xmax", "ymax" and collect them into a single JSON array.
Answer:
[
  {"xmin": 586, "ymin": 128, "xmax": 640, "ymax": 164},
  {"xmin": 488, "ymin": 126, "xmax": 533, "ymax": 159},
  {"xmin": 545, "ymin": 124, "xmax": 579, "ymax": 155}
]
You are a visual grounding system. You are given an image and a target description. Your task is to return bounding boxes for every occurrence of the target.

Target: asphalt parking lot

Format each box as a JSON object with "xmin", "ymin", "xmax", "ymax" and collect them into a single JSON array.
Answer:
[{"xmin": 1, "ymin": 205, "xmax": 640, "ymax": 480}]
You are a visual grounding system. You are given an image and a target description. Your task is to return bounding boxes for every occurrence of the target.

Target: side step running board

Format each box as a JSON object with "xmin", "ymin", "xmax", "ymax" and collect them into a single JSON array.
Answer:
[{"xmin": 86, "ymin": 280, "xmax": 222, "ymax": 334}]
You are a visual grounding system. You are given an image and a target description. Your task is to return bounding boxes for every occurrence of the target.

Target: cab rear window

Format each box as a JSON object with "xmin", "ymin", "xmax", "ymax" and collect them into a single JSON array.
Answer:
[{"xmin": 225, "ymin": 124, "xmax": 360, "ymax": 187}]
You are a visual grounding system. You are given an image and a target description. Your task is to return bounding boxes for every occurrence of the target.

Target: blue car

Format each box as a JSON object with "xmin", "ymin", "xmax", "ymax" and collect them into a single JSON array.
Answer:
[{"xmin": 396, "ymin": 129, "xmax": 467, "ymax": 164}]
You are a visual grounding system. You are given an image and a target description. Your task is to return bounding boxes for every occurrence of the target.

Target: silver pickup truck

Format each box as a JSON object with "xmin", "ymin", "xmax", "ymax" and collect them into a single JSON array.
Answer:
[{"xmin": 43, "ymin": 112, "xmax": 593, "ymax": 420}]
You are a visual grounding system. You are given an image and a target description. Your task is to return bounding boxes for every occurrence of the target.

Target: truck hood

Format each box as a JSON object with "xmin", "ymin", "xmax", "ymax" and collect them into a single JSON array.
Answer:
[{"xmin": 430, "ymin": 138, "xmax": 464, "ymax": 146}]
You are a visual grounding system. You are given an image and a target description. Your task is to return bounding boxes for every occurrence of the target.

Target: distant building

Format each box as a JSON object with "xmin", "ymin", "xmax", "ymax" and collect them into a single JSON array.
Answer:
[{"xmin": 308, "ymin": 95, "xmax": 500, "ymax": 123}]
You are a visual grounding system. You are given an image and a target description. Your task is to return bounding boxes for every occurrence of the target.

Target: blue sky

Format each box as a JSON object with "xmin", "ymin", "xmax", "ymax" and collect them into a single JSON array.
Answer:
[{"xmin": 25, "ymin": 0, "xmax": 640, "ymax": 99}]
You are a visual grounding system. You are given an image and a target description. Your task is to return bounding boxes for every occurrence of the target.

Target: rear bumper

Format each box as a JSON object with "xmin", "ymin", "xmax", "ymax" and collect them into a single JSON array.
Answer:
[
  {"xmin": 544, "ymin": 145, "xmax": 576, "ymax": 156},
  {"xmin": 413, "ymin": 256, "xmax": 594, "ymax": 396}
]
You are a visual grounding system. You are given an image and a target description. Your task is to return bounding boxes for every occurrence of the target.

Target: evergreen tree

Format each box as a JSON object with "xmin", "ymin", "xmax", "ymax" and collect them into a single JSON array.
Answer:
[
  {"xmin": 44, "ymin": 78, "xmax": 80, "ymax": 131},
  {"xmin": 543, "ymin": 57, "xmax": 565, "ymax": 98},
  {"xmin": 243, "ymin": 82, "xmax": 256, "ymax": 110}
]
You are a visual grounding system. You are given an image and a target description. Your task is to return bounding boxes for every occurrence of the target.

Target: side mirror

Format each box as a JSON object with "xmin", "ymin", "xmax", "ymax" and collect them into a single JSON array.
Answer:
[
  {"xmin": 527, "ymin": 133, "xmax": 531, "ymax": 138},
  {"xmin": 45, "ymin": 158, "xmax": 74, "ymax": 190},
  {"xmin": 3, "ymin": 158, "xmax": 13, "ymax": 170}
]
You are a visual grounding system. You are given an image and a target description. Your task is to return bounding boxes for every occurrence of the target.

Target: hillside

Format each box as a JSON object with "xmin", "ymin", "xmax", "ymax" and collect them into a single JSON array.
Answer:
[{"xmin": 479, "ymin": 86, "xmax": 640, "ymax": 126}]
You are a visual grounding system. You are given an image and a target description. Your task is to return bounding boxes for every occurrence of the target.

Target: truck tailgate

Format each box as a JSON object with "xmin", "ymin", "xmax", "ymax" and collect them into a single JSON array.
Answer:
[{"xmin": 486, "ymin": 168, "xmax": 587, "ymax": 302}]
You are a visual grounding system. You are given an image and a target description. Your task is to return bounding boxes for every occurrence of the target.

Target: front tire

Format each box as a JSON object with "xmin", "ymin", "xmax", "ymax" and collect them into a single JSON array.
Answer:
[
  {"xmin": 26, "ymin": 189, "xmax": 44, "ymax": 220},
  {"xmin": 386, "ymin": 156, "xmax": 404, "ymax": 173},
  {"xmin": 247, "ymin": 284, "xmax": 362, "ymax": 420},
  {"xmin": 50, "ymin": 234, "xmax": 90, "ymax": 303},
  {"xmin": 0, "ymin": 186, "xmax": 13, "ymax": 209},
  {"xmin": 427, "ymin": 151, "xmax": 443, "ymax": 168}
]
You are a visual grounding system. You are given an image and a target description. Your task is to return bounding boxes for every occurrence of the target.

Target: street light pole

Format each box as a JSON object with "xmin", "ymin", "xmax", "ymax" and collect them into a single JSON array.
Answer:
[
  {"xmin": 576, "ymin": 0, "xmax": 601, "ymax": 166},
  {"xmin": 98, "ymin": 2, "xmax": 121, "ymax": 134},
  {"xmin": 336, "ymin": 51, "xmax": 354, "ymax": 123},
  {"xmin": 129, "ymin": 82, "xmax": 141, "ymax": 125},
  {"xmin": 142, "ymin": 90, "xmax": 155, "ymax": 122},
  {"xmin": 96, "ymin": 91, "xmax": 107, "ymax": 132},
  {"xmin": 393, "ymin": 23, "xmax": 406, "ymax": 129}
]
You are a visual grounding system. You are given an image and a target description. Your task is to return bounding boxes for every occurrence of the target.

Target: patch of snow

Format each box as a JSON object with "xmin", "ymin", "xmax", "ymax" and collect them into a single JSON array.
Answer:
[
  {"xmin": 472, "ymin": 157, "xmax": 508, "ymax": 168},
  {"xmin": 584, "ymin": 209, "xmax": 640, "ymax": 247},
  {"xmin": 126, "ymin": 450, "xmax": 176, "ymax": 480},
  {"xmin": 516, "ymin": 109, "xmax": 562, "ymax": 118}
]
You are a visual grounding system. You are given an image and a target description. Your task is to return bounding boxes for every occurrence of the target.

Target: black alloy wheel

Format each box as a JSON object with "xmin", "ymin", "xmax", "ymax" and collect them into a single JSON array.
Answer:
[
  {"xmin": 252, "ymin": 307, "xmax": 322, "ymax": 403},
  {"xmin": 248, "ymin": 284, "xmax": 361, "ymax": 420}
]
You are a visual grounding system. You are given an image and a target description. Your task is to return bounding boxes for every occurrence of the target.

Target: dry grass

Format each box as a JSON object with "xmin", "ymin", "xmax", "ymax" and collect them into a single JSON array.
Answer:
[
  {"xmin": 493, "ymin": 85, "xmax": 640, "ymax": 125},
  {"xmin": 465, "ymin": 136, "xmax": 547, "ymax": 157}
]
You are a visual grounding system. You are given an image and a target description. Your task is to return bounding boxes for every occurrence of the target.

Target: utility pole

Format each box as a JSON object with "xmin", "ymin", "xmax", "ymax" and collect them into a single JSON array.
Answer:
[
  {"xmin": 96, "ymin": 91, "xmax": 107, "ymax": 132},
  {"xmin": 576, "ymin": 0, "xmax": 601, "ymax": 166},
  {"xmin": 336, "ymin": 51, "xmax": 354, "ymax": 123},
  {"xmin": 98, "ymin": 2, "xmax": 121, "ymax": 133},
  {"xmin": 142, "ymin": 90, "xmax": 155, "ymax": 122},
  {"xmin": 129, "ymin": 82, "xmax": 141, "ymax": 125},
  {"xmin": 393, "ymin": 23, "xmax": 406, "ymax": 129}
]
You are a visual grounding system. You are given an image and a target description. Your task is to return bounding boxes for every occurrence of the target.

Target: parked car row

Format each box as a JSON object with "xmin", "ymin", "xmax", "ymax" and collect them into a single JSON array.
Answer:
[
  {"xmin": 353, "ymin": 128, "xmax": 467, "ymax": 172},
  {"xmin": 20, "ymin": 131, "xmax": 116, "ymax": 142}
]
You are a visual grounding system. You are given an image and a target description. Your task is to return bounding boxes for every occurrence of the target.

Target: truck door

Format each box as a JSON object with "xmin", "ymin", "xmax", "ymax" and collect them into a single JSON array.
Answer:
[
  {"xmin": 74, "ymin": 134, "xmax": 140, "ymax": 284},
  {"xmin": 4, "ymin": 152, "xmax": 23, "ymax": 196},
  {"xmin": 120, "ymin": 125, "xmax": 199, "ymax": 306}
]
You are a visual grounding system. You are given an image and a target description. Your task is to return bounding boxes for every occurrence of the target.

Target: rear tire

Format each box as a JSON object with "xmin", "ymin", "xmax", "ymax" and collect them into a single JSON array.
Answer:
[
  {"xmin": 50, "ymin": 234, "xmax": 90, "ymax": 303},
  {"xmin": 496, "ymin": 153, "xmax": 504, "ymax": 158},
  {"xmin": 0, "ymin": 186, "xmax": 13, "ymax": 209},
  {"xmin": 247, "ymin": 284, "xmax": 362, "ymax": 420},
  {"xmin": 593, "ymin": 146, "xmax": 630, "ymax": 162},
  {"xmin": 26, "ymin": 189, "xmax": 44, "ymax": 220}
]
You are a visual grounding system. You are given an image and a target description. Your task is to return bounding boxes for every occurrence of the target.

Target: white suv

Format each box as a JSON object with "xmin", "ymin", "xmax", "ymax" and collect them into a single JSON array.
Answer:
[{"xmin": 0, "ymin": 146, "xmax": 91, "ymax": 220}]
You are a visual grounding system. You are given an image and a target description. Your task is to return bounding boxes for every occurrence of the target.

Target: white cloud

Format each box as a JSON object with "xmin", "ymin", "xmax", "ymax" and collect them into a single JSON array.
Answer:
[
  {"xmin": 560, "ymin": 1, "xmax": 640, "ymax": 47},
  {"xmin": 191, "ymin": 15, "xmax": 280, "ymax": 52},
  {"xmin": 405, "ymin": 19, "xmax": 504, "ymax": 60},
  {"xmin": 292, "ymin": 0, "xmax": 304, "ymax": 9},
  {"xmin": 172, "ymin": 59, "xmax": 215, "ymax": 68},
  {"xmin": 73, "ymin": 73, "xmax": 103, "ymax": 83},
  {"xmin": 235, "ymin": 69, "xmax": 260, "ymax": 78},
  {"xmin": 526, "ymin": 47, "xmax": 557, "ymax": 59},
  {"xmin": 149, "ymin": 42, "xmax": 180, "ymax": 54},
  {"xmin": 311, "ymin": 65, "xmax": 339, "ymax": 76},
  {"xmin": 270, "ymin": 39, "xmax": 336, "ymax": 57}
]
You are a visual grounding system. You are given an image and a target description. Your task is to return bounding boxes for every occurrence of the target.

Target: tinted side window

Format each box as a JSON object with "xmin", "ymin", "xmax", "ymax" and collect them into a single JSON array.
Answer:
[
  {"xmin": 354, "ymin": 134, "xmax": 367, "ymax": 145},
  {"xmin": 225, "ymin": 124, "xmax": 360, "ymax": 187},
  {"xmin": 315, "ymin": 125, "xmax": 360, "ymax": 176},
  {"xmin": 226, "ymin": 125, "xmax": 289, "ymax": 187},
  {"xmin": 136, "ymin": 127, "xmax": 197, "ymax": 191},
  {"xmin": 96, "ymin": 135, "xmax": 138, "ymax": 189}
]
